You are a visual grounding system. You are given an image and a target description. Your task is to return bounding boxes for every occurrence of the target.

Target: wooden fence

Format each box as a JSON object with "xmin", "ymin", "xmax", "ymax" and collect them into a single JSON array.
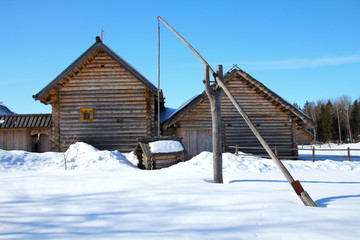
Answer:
[{"xmin": 228, "ymin": 145, "xmax": 360, "ymax": 161}]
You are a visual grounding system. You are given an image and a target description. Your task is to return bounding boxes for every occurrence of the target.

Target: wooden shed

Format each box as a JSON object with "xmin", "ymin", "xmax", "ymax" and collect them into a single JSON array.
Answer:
[
  {"xmin": 134, "ymin": 137, "xmax": 187, "ymax": 169},
  {"xmin": 0, "ymin": 114, "xmax": 51, "ymax": 152},
  {"xmin": 33, "ymin": 37, "xmax": 162, "ymax": 152},
  {"xmin": 161, "ymin": 68, "xmax": 315, "ymax": 159}
]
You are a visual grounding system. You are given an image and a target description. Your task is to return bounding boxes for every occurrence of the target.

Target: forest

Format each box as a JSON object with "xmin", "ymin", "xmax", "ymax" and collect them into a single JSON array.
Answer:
[{"xmin": 299, "ymin": 96, "xmax": 360, "ymax": 143}]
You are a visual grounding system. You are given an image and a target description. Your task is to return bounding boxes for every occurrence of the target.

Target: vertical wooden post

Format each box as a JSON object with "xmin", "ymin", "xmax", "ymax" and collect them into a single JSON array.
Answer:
[
  {"xmin": 157, "ymin": 17, "xmax": 161, "ymax": 138},
  {"xmin": 291, "ymin": 119, "xmax": 299, "ymax": 157},
  {"xmin": 145, "ymin": 88, "xmax": 152, "ymax": 137},
  {"xmin": 235, "ymin": 144, "xmax": 239, "ymax": 156},
  {"xmin": 50, "ymin": 89, "xmax": 60, "ymax": 152},
  {"xmin": 312, "ymin": 147, "xmax": 315, "ymax": 162},
  {"xmin": 275, "ymin": 147, "xmax": 278, "ymax": 157},
  {"xmin": 348, "ymin": 147, "xmax": 351, "ymax": 161},
  {"xmin": 204, "ymin": 64, "xmax": 224, "ymax": 184}
]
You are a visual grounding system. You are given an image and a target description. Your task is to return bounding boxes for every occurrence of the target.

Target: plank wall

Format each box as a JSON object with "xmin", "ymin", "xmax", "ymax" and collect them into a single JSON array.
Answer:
[
  {"xmin": 0, "ymin": 129, "xmax": 31, "ymax": 151},
  {"xmin": 57, "ymin": 51, "xmax": 155, "ymax": 152}
]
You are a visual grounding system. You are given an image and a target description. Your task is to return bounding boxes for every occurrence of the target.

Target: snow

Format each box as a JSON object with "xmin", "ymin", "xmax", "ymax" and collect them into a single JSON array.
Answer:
[
  {"xmin": 299, "ymin": 142, "xmax": 360, "ymax": 161},
  {"xmin": 161, "ymin": 93, "xmax": 202, "ymax": 123},
  {"xmin": 1, "ymin": 142, "xmax": 360, "ymax": 239},
  {"xmin": 159, "ymin": 107, "xmax": 177, "ymax": 123},
  {"xmin": 0, "ymin": 142, "xmax": 134, "ymax": 171},
  {"xmin": 149, "ymin": 140, "xmax": 184, "ymax": 153},
  {"xmin": 0, "ymin": 103, "xmax": 14, "ymax": 115}
]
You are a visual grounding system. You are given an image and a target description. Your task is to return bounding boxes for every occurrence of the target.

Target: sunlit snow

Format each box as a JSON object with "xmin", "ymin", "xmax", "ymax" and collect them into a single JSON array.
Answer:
[
  {"xmin": 0, "ymin": 142, "xmax": 360, "ymax": 240},
  {"xmin": 149, "ymin": 140, "xmax": 184, "ymax": 153}
]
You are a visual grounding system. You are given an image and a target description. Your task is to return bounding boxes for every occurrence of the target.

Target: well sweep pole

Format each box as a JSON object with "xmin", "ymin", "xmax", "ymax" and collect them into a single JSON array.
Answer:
[{"xmin": 158, "ymin": 16, "xmax": 317, "ymax": 207}]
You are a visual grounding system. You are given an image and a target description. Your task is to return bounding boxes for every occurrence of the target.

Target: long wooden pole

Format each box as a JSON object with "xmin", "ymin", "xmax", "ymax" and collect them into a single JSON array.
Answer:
[
  {"xmin": 158, "ymin": 16, "xmax": 317, "ymax": 207},
  {"xmin": 157, "ymin": 17, "xmax": 161, "ymax": 137}
]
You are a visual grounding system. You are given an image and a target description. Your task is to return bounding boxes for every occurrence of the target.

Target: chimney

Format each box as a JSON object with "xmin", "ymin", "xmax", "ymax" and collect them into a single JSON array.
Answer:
[{"xmin": 96, "ymin": 36, "xmax": 101, "ymax": 42}]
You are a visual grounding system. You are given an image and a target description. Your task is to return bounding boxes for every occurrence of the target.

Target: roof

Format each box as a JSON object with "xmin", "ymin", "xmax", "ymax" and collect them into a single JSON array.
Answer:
[
  {"xmin": 135, "ymin": 137, "xmax": 187, "ymax": 157},
  {"xmin": 161, "ymin": 68, "xmax": 315, "ymax": 130},
  {"xmin": 33, "ymin": 37, "xmax": 158, "ymax": 102},
  {"xmin": 0, "ymin": 103, "xmax": 14, "ymax": 115},
  {"xmin": 0, "ymin": 114, "xmax": 52, "ymax": 129}
]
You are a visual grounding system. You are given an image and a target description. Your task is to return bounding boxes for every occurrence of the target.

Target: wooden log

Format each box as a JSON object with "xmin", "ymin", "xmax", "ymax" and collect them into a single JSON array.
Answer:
[{"xmin": 204, "ymin": 64, "xmax": 224, "ymax": 184}]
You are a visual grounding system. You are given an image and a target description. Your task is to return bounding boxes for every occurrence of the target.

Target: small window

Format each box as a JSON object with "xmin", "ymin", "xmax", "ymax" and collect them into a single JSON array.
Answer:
[{"xmin": 80, "ymin": 108, "xmax": 94, "ymax": 121}]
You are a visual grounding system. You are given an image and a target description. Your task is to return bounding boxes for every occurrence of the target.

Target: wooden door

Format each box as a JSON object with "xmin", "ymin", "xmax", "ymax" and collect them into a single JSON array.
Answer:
[{"xmin": 180, "ymin": 128, "xmax": 212, "ymax": 159}]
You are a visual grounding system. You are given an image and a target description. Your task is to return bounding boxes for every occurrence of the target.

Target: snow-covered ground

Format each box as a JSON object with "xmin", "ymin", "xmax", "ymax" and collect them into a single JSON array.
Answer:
[
  {"xmin": 1, "ymin": 142, "xmax": 360, "ymax": 239},
  {"xmin": 299, "ymin": 142, "xmax": 360, "ymax": 161}
]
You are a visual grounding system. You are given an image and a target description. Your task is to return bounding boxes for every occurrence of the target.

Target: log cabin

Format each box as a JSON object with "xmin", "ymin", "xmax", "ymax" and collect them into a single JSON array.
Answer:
[
  {"xmin": 33, "ymin": 36, "xmax": 162, "ymax": 152},
  {"xmin": 161, "ymin": 67, "xmax": 315, "ymax": 158}
]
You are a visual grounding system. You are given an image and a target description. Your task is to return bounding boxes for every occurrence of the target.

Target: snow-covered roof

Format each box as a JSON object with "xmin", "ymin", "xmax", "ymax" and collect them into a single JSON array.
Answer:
[
  {"xmin": 159, "ymin": 93, "xmax": 202, "ymax": 124},
  {"xmin": 0, "ymin": 102, "xmax": 14, "ymax": 115},
  {"xmin": 149, "ymin": 140, "xmax": 184, "ymax": 153},
  {"xmin": 136, "ymin": 137, "xmax": 187, "ymax": 157}
]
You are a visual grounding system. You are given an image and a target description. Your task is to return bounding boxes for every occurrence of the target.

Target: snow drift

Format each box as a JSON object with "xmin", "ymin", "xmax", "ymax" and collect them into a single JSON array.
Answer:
[
  {"xmin": 1, "ymin": 142, "xmax": 360, "ymax": 174},
  {"xmin": 0, "ymin": 142, "xmax": 135, "ymax": 171}
]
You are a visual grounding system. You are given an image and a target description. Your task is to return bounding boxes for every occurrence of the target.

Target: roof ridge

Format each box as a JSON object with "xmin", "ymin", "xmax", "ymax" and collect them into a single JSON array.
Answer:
[
  {"xmin": 161, "ymin": 68, "xmax": 314, "ymax": 129},
  {"xmin": 33, "ymin": 38, "xmax": 158, "ymax": 101}
]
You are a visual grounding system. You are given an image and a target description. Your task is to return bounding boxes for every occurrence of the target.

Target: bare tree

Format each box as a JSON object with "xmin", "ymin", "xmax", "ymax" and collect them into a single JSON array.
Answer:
[
  {"xmin": 303, "ymin": 101, "xmax": 317, "ymax": 139},
  {"xmin": 61, "ymin": 134, "xmax": 79, "ymax": 170},
  {"xmin": 339, "ymin": 96, "xmax": 353, "ymax": 142},
  {"xmin": 333, "ymin": 98, "xmax": 346, "ymax": 143}
]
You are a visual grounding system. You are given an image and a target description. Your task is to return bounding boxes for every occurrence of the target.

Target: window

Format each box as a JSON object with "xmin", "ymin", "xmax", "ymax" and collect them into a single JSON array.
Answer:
[{"xmin": 80, "ymin": 108, "xmax": 94, "ymax": 121}]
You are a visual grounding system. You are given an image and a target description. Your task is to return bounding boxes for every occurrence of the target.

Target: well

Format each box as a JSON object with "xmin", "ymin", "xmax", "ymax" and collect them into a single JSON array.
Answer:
[{"xmin": 134, "ymin": 137, "xmax": 187, "ymax": 170}]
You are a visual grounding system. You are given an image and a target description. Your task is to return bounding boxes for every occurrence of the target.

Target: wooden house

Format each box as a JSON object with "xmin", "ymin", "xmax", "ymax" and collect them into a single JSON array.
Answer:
[
  {"xmin": 0, "ymin": 114, "xmax": 51, "ymax": 152},
  {"xmin": 33, "ymin": 37, "xmax": 161, "ymax": 152},
  {"xmin": 161, "ymin": 68, "xmax": 315, "ymax": 159}
]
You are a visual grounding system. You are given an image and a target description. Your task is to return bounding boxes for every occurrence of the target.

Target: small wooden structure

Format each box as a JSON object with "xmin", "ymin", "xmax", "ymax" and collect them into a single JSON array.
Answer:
[
  {"xmin": 0, "ymin": 114, "xmax": 52, "ymax": 152},
  {"xmin": 134, "ymin": 137, "xmax": 187, "ymax": 170}
]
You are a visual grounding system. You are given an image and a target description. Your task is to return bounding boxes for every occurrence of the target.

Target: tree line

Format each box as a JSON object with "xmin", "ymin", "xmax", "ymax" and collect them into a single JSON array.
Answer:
[{"xmin": 298, "ymin": 96, "xmax": 360, "ymax": 143}]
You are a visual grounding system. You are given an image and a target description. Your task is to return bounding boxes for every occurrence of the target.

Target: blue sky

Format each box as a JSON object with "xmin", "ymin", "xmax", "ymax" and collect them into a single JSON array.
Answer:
[{"xmin": 0, "ymin": 0, "xmax": 359, "ymax": 114}]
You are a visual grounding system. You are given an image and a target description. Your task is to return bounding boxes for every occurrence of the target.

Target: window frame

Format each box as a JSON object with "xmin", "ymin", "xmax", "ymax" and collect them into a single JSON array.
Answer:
[{"xmin": 80, "ymin": 108, "xmax": 94, "ymax": 122}]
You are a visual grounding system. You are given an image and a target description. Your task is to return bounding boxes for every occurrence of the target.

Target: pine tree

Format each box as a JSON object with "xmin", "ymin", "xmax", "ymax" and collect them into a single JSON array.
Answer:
[
  {"xmin": 350, "ymin": 99, "xmax": 360, "ymax": 142},
  {"xmin": 317, "ymin": 101, "xmax": 335, "ymax": 142}
]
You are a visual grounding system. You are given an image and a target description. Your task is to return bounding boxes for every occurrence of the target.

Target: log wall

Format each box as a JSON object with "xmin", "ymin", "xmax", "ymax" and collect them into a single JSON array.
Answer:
[
  {"xmin": 56, "ymin": 51, "xmax": 155, "ymax": 152},
  {"xmin": 167, "ymin": 76, "xmax": 296, "ymax": 158}
]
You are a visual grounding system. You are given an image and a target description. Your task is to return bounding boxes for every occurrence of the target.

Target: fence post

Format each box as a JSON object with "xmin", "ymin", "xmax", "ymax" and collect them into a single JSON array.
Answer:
[
  {"xmin": 275, "ymin": 147, "xmax": 278, "ymax": 157},
  {"xmin": 312, "ymin": 147, "xmax": 315, "ymax": 162},
  {"xmin": 235, "ymin": 144, "xmax": 238, "ymax": 156},
  {"xmin": 348, "ymin": 147, "xmax": 351, "ymax": 161}
]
